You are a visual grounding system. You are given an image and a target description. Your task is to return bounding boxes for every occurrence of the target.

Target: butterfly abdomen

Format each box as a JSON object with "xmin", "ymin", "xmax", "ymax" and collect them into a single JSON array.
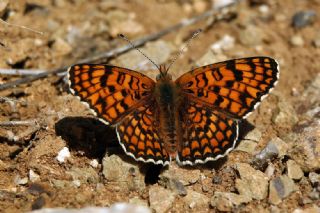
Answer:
[{"xmin": 154, "ymin": 80, "xmax": 181, "ymax": 156}]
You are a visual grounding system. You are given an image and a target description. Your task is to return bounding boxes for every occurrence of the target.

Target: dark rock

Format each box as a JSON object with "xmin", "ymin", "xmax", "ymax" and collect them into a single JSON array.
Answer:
[{"xmin": 292, "ymin": 10, "xmax": 316, "ymax": 28}]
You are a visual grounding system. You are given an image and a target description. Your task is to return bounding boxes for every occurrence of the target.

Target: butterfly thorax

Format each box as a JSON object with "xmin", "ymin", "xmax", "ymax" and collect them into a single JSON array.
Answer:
[{"xmin": 154, "ymin": 71, "xmax": 182, "ymax": 158}]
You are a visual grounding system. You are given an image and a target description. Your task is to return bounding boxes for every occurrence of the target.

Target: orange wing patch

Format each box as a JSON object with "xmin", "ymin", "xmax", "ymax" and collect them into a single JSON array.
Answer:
[
  {"xmin": 68, "ymin": 64, "xmax": 155, "ymax": 125},
  {"xmin": 175, "ymin": 57, "xmax": 279, "ymax": 119}
]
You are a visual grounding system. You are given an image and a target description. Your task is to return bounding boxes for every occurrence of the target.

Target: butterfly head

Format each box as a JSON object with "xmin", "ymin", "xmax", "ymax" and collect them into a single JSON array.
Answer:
[{"xmin": 156, "ymin": 64, "xmax": 172, "ymax": 81}]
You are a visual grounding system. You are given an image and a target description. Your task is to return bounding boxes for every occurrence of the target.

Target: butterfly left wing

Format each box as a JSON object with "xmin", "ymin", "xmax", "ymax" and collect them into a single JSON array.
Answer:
[
  {"xmin": 175, "ymin": 57, "xmax": 279, "ymax": 119},
  {"xmin": 68, "ymin": 64, "xmax": 155, "ymax": 125},
  {"xmin": 116, "ymin": 102, "xmax": 170, "ymax": 165},
  {"xmin": 176, "ymin": 100, "xmax": 238, "ymax": 165}
]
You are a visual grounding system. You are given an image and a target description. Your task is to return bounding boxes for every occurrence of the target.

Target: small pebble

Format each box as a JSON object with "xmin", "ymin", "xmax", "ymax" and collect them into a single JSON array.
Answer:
[
  {"xmin": 212, "ymin": 176, "xmax": 222, "ymax": 184},
  {"xmin": 29, "ymin": 169, "xmax": 40, "ymax": 182},
  {"xmin": 265, "ymin": 163, "xmax": 275, "ymax": 178},
  {"xmin": 89, "ymin": 159, "xmax": 99, "ymax": 168},
  {"xmin": 56, "ymin": 147, "xmax": 71, "ymax": 163},
  {"xmin": 15, "ymin": 176, "xmax": 28, "ymax": 185},
  {"xmin": 202, "ymin": 185, "xmax": 210, "ymax": 193},
  {"xmin": 269, "ymin": 137, "xmax": 289, "ymax": 157},
  {"xmin": 259, "ymin": 5, "xmax": 269, "ymax": 14},
  {"xmin": 308, "ymin": 172, "xmax": 320, "ymax": 187},
  {"xmin": 287, "ymin": 160, "xmax": 304, "ymax": 180},
  {"xmin": 72, "ymin": 180, "xmax": 81, "ymax": 188},
  {"xmin": 290, "ymin": 35, "xmax": 304, "ymax": 47},
  {"xmin": 292, "ymin": 10, "xmax": 316, "ymax": 28},
  {"xmin": 252, "ymin": 142, "xmax": 278, "ymax": 170}
]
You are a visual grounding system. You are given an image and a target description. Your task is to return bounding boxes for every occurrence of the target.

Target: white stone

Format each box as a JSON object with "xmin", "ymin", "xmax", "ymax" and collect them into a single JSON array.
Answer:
[
  {"xmin": 29, "ymin": 169, "xmax": 40, "ymax": 182},
  {"xmin": 89, "ymin": 159, "xmax": 99, "ymax": 168},
  {"xmin": 56, "ymin": 147, "xmax": 71, "ymax": 163},
  {"xmin": 290, "ymin": 35, "xmax": 304, "ymax": 47}
]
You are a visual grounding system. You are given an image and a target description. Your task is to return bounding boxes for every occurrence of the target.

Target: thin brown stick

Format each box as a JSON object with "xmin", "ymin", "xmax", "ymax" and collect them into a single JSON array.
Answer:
[
  {"xmin": 0, "ymin": 2, "xmax": 236, "ymax": 91},
  {"xmin": 1, "ymin": 125, "xmax": 41, "ymax": 143},
  {"xmin": 0, "ymin": 119, "xmax": 38, "ymax": 126},
  {"xmin": 0, "ymin": 68, "xmax": 46, "ymax": 75}
]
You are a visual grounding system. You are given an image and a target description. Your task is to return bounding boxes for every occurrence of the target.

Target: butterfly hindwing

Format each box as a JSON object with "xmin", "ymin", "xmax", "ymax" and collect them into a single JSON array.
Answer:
[
  {"xmin": 175, "ymin": 57, "xmax": 279, "ymax": 119},
  {"xmin": 116, "ymin": 103, "xmax": 170, "ymax": 165},
  {"xmin": 68, "ymin": 64, "xmax": 155, "ymax": 125},
  {"xmin": 177, "ymin": 100, "xmax": 238, "ymax": 165}
]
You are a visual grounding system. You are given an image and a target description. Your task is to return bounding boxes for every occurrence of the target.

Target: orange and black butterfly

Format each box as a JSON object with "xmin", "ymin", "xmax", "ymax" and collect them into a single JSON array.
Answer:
[{"xmin": 68, "ymin": 56, "xmax": 279, "ymax": 166}]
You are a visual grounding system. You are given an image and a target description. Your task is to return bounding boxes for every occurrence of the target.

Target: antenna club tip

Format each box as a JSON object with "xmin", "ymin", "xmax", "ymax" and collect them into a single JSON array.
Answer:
[{"xmin": 195, "ymin": 29, "xmax": 203, "ymax": 34}]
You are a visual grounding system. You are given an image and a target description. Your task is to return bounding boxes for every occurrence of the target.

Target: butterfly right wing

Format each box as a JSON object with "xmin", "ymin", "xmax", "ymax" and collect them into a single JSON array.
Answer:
[{"xmin": 68, "ymin": 64, "xmax": 155, "ymax": 125}]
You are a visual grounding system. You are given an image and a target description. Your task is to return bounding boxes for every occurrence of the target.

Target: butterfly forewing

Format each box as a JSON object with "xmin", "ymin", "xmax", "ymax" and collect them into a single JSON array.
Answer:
[
  {"xmin": 177, "ymin": 100, "xmax": 238, "ymax": 165},
  {"xmin": 68, "ymin": 64, "xmax": 155, "ymax": 125},
  {"xmin": 175, "ymin": 57, "xmax": 279, "ymax": 119}
]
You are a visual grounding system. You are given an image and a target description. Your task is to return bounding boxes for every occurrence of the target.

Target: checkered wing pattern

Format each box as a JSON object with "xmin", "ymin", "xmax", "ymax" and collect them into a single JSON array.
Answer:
[
  {"xmin": 176, "ymin": 57, "xmax": 279, "ymax": 119},
  {"xmin": 68, "ymin": 64, "xmax": 155, "ymax": 125},
  {"xmin": 177, "ymin": 101, "xmax": 238, "ymax": 165},
  {"xmin": 116, "ymin": 103, "xmax": 170, "ymax": 165}
]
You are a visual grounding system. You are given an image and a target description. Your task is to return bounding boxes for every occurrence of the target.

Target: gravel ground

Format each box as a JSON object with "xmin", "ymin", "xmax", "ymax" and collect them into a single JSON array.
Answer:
[{"xmin": 0, "ymin": 0, "xmax": 319, "ymax": 212}]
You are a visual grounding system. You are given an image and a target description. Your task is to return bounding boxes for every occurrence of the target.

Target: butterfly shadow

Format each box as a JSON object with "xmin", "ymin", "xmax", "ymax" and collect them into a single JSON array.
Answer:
[
  {"xmin": 55, "ymin": 116, "xmax": 120, "ymax": 159},
  {"xmin": 55, "ymin": 117, "xmax": 163, "ymax": 183}
]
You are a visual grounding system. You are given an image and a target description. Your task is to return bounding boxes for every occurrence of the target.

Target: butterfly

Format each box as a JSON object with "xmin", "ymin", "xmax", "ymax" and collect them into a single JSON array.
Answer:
[{"xmin": 68, "ymin": 56, "xmax": 279, "ymax": 166}]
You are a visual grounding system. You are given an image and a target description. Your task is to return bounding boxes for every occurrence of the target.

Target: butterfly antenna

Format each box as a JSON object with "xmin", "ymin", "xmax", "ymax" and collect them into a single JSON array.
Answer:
[
  {"xmin": 166, "ymin": 29, "xmax": 202, "ymax": 71},
  {"xmin": 0, "ymin": 19, "xmax": 44, "ymax": 35},
  {"xmin": 118, "ymin": 34, "xmax": 160, "ymax": 71}
]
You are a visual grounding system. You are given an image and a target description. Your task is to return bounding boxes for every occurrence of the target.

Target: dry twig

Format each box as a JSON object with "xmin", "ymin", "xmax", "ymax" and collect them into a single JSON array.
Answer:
[
  {"xmin": 0, "ymin": 119, "xmax": 38, "ymax": 126},
  {"xmin": 0, "ymin": 68, "xmax": 46, "ymax": 75}
]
